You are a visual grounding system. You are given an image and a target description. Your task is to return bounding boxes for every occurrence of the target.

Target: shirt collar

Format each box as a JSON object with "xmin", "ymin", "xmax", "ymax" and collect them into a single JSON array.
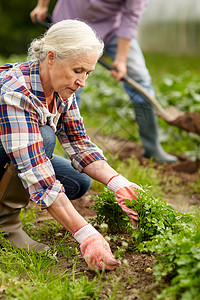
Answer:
[{"xmin": 30, "ymin": 60, "xmax": 47, "ymax": 105}]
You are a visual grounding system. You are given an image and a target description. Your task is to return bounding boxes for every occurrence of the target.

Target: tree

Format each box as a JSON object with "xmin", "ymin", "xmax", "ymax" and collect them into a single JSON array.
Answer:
[{"xmin": 0, "ymin": 0, "xmax": 56, "ymax": 57}]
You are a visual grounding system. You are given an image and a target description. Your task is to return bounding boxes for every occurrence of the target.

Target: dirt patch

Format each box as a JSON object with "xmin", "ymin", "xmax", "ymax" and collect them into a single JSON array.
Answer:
[
  {"xmin": 38, "ymin": 226, "xmax": 160, "ymax": 299},
  {"xmin": 88, "ymin": 131, "xmax": 200, "ymax": 174}
]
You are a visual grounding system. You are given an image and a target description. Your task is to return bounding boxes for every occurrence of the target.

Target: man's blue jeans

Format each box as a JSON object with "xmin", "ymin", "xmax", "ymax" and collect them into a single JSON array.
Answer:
[{"xmin": 0, "ymin": 125, "xmax": 91, "ymax": 200}]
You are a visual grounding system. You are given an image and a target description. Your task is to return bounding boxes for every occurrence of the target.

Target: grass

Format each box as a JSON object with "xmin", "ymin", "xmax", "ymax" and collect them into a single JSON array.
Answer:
[
  {"xmin": 144, "ymin": 53, "xmax": 200, "ymax": 85},
  {"xmin": 0, "ymin": 243, "xmax": 102, "ymax": 299}
]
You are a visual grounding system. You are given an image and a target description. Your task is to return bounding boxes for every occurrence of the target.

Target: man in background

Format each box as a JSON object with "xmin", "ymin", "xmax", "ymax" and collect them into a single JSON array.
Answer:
[{"xmin": 30, "ymin": 0, "xmax": 177, "ymax": 164}]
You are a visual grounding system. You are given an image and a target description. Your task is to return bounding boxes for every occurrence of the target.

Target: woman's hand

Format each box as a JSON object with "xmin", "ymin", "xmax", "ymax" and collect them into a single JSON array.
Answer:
[
  {"xmin": 107, "ymin": 174, "xmax": 143, "ymax": 229},
  {"xmin": 74, "ymin": 224, "xmax": 120, "ymax": 270}
]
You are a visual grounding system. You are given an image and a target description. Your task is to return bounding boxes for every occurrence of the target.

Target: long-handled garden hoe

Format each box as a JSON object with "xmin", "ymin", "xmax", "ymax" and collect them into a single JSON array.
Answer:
[{"xmin": 35, "ymin": 15, "xmax": 200, "ymax": 135}]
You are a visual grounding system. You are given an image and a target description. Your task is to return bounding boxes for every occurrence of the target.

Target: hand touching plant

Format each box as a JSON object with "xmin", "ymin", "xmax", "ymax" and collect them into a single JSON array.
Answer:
[
  {"xmin": 73, "ymin": 224, "xmax": 120, "ymax": 270},
  {"xmin": 107, "ymin": 174, "xmax": 143, "ymax": 229}
]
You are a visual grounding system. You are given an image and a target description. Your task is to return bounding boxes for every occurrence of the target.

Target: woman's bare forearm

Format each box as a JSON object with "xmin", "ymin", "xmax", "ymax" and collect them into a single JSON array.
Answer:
[
  {"xmin": 83, "ymin": 160, "xmax": 118, "ymax": 185},
  {"xmin": 46, "ymin": 193, "xmax": 87, "ymax": 233}
]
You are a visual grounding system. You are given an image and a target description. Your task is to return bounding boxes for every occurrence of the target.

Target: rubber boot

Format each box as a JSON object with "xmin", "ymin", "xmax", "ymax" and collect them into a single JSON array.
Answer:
[
  {"xmin": 133, "ymin": 102, "xmax": 178, "ymax": 163},
  {"xmin": 0, "ymin": 204, "xmax": 50, "ymax": 252},
  {"xmin": 0, "ymin": 164, "xmax": 49, "ymax": 252}
]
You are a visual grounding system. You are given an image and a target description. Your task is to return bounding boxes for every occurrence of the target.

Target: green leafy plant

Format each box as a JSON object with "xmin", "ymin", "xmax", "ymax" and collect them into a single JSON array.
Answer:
[
  {"xmin": 89, "ymin": 186, "xmax": 193, "ymax": 240},
  {"xmin": 158, "ymin": 71, "xmax": 200, "ymax": 113},
  {"xmin": 89, "ymin": 188, "xmax": 130, "ymax": 233},
  {"xmin": 114, "ymin": 241, "xmax": 129, "ymax": 260},
  {"xmin": 156, "ymin": 71, "xmax": 200, "ymax": 157},
  {"xmin": 125, "ymin": 187, "xmax": 194, "ymax": 245},
  {"xmin": 138, "ymin": 213, "xmax": 200, "ymax": 300}
]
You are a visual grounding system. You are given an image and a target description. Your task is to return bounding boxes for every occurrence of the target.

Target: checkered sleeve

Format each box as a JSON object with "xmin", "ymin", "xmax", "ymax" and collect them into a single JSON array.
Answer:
[
  {"xmin": 0, "ymin": 81, "xmax": 64, "ymax": 209},
  {"xmin": 56, "ymin": 96, "xmax": 106, "ymax": 172}
]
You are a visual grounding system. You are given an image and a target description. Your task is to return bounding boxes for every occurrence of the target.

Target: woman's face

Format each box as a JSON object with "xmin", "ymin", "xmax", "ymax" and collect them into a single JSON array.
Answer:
[{"xmin": 47, "ymin": 51, "xmax": 98, "ymax": 99}]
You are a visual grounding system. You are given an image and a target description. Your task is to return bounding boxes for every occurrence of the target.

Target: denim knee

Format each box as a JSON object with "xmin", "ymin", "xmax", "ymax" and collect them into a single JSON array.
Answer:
[
  {"xmin": 75, "ymin": 173, "xmax": 91, "ymax": 199},
  {"xmin": 63, "ymin": 173, "xmax": 91, "ymax": 200},
  {"xmin": 40, "ymin": 125, "xmax": 56, "ymax": 159}
]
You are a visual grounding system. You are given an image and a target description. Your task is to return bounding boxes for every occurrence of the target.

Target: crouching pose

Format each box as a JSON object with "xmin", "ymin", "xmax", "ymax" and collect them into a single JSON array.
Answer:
[{"xmin": 0, "ymin": 20, "xmax": 141, "ymax": 270}]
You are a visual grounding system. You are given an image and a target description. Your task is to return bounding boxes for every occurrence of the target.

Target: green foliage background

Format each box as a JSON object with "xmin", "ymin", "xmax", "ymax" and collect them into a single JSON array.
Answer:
[
  {"xmin": 0, "ymin": 0, "xmax": 56, "ymax": 57},
  {"xmin": 0, "ymin": 1, "xmax": 199, "ymax": 159}
]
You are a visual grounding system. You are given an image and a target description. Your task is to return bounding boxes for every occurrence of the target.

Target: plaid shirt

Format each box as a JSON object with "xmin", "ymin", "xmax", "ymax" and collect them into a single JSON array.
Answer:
[{"xmin": 0, "ymin": 60, "xmax": 105, "ymax": 208}]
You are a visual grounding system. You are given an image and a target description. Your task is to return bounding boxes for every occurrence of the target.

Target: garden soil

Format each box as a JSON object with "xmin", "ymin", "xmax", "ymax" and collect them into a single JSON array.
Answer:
[
  {"xmin": 168, "ymin": 111, "xmax": 200, "ymax": 135},
  {"xmin": 28, "ymin": 134, "xmax": 199, "ymax": 299}
]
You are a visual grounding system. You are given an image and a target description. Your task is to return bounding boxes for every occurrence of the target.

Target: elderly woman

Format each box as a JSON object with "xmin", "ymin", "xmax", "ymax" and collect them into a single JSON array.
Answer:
[{"xmin": 0, "ymin": 20, "xmax": 141, "ymax": 270}]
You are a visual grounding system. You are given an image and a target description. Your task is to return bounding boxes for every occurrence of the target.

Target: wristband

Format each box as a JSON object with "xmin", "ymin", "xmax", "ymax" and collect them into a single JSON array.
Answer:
[
  {"xmin": 107, "ymin": 174, "xmax": 132, "ymax": 193},
  {"xmin": 107, "ymin": 174, "xmax": 120, "ymax": 185},
  {"xmin": 73, "ymin": 224, "xmax": 98, "ymax": 244}
]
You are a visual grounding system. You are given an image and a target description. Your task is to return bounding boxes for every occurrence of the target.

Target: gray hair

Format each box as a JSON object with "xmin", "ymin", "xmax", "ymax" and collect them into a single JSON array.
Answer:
[{"xmin": 28, "ymin": 19, "xmax": 104, "ymax": 61}]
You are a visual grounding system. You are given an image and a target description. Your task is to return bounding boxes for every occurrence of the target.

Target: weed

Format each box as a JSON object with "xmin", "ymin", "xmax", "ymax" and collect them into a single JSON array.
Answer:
[
  {"xmin": 53, "ymin": 232, "xmax": 79, "ymax": 259},
  {"xmin": 125, "ymin": 187, "xmax": 194, "ymax": 245},
  {"xmin": 114, "ymin": 241, "xmax": 129, "ymax": 260},
  {"xmin": 136, "ymin": 208, "xmax": 200, "ymax": 299},
  {"xmin": 3, "ymin": 273, "xmax": 102, "ymax": 300},
  {"xmin": 89, "ymin": 186, "xmax": 193, "ymax": 242},
  {"xmin": 89, "ymin": 188, "xmax": 129, "ymax": 233},
  {"xmin": 138, "ymin": 220, "xmax": 200, "ymax": 300},
  {"xmin": 0, "ymin": 242, "xmax": 102, "ymax": 299}
]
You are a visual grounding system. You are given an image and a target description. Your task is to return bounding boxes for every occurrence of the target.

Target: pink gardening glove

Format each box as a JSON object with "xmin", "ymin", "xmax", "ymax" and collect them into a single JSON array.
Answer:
[
  {"xmin": 73, "ymin": 224, "xmax": 120, "ymax": 270},
  {"xmin": 107, "ymin": 174, "xmax": 143, "ymax": 229}
]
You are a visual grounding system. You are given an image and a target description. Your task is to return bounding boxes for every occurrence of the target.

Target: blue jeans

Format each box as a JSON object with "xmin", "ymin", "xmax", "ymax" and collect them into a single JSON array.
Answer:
[
  {"xmin": 75, "ymin": 37, "xmax": 155, "ymax": 105},
  {"xmin": 0, "ymin": 125, "xmax": 91, "ymax": 200}
]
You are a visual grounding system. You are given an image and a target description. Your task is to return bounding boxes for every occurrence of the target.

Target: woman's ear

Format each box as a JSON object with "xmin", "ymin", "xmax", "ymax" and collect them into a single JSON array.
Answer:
[{"xmin": 47, "ymin": 51, "xmax": 56, "ymax": 66}]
